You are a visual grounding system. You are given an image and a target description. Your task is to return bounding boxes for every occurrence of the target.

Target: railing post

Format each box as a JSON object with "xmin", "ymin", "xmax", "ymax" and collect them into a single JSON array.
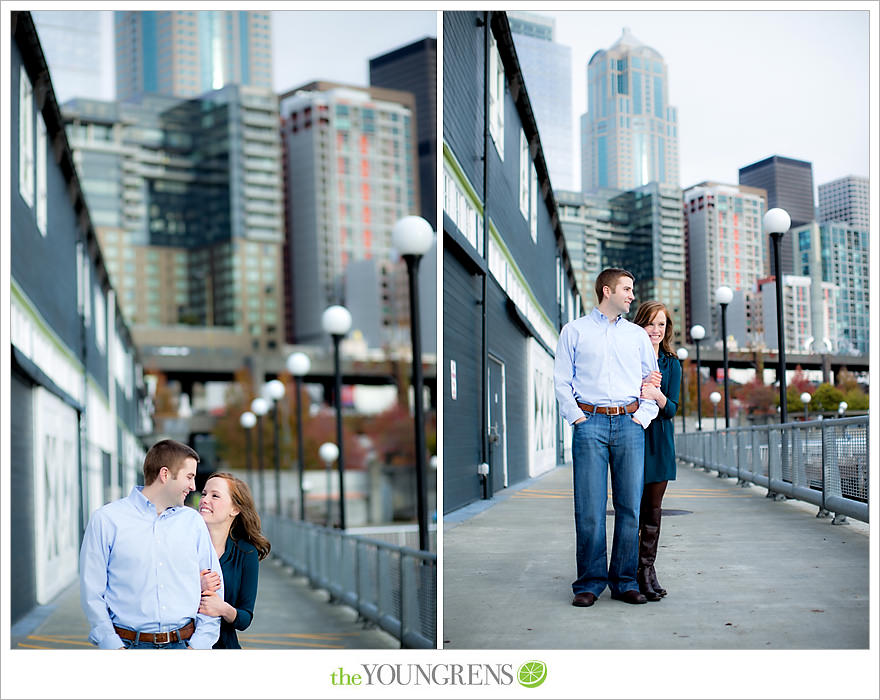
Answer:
[
  {"xmin": 817, "ymin": 419, "xmax": 831, "ymax": 518},
  {"xmin": 398, "ymin": 551, "xmax": 405, "ymax": 649}
]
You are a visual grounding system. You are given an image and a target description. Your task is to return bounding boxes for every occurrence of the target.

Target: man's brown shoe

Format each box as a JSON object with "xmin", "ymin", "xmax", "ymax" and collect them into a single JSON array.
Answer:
[
  {"xmin": 572, "ymin": 592, "xmax": 597, "ymax": 607},
  {"xmin": 610, "ymin": 589, "xmax": 647, "ymax": 604}
]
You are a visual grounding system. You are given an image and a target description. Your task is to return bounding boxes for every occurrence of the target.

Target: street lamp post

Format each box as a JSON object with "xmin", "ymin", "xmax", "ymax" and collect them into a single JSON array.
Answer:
[
  {"xmin": 239, "ymin": 411, "xmax": 256, "ymax": 479},
  {"xmin": 764, "ymin": 208, "xmax": 791, "ymax": 425},
  {"xmin": 263, "ymin": 379, "xmax": 286, "ymax": 517},
  {"xmin": 690, "ymin": 325, "xmax": 706, "ymax": 431},
  {"xmin": 318, "ymin": 442, "xmax": 339, "ymax": 528},
  {"xmin": 838, "ymin": 401, "xmax": 848, "ymax": 418},
  {"xmin": 676, "ymin": 347, "xmax": 688, "ymax": 433},
  {"xmin": 287, "ymin": 352, "xmax": 311, "ymax": 521},
  {"xmin": 800, "ymin": 392, "xmax": 812, "ymax": 422},
  {"xmin": 392, "ymin": 215, "xmax": 435, "ymax": 553},
  {"xmin": 715, "ymin": 286, "xmax": 733, "ymax": 428},
  {"xmin": 250, "ymin": 397, "xmax": 269, "ymax": 513},
  {"xmin": 322, "ymin": 305, "xmax": 352, "ymax": 531},
  {"xmin": 710, "ymin": 391, "xmax": 721, "ymax": 431}
]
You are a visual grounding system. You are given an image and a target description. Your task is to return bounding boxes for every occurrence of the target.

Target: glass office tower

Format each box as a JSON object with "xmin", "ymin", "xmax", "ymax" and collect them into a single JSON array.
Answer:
[{"xmin": 581, "ymin": 27, "xmax": 679, "ymax": 193}]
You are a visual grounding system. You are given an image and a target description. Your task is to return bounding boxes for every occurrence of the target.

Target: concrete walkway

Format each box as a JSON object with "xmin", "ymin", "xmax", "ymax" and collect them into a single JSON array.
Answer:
[
  {"xmin": 442, "ymin": 461, "xmax": 869, "ymax": 649},
  {"xmin": 11, "ymin": 556, "xmax": 397, "ymax": 650}
]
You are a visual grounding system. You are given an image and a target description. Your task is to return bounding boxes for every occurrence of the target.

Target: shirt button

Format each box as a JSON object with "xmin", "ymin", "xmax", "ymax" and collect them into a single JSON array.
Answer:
[{"xmin": 158, "ymin": 562, "xmax": 163, "ymax": 567}]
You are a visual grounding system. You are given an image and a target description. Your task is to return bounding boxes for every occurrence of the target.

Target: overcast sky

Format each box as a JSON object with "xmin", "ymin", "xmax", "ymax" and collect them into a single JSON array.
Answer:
[
  {"xmin": 30, "ymin": 7, "xmax": 872, "ymax": 193},
  {"xmin": 536, "ymin": 8, "xmax": 871, "ymax": 191},
  {"xmin": 271, "ymin": 11, "xmax": 437, "ymax": 93}
]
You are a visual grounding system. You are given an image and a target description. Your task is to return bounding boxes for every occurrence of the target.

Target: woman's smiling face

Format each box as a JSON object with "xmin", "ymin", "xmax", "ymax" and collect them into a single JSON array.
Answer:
[
  {"xmin": 643, "ymin": 308, "xmax": 667, "ymax": 349},
  {"xmin": 199, "ymin": 476, "xmax": 239, "ymax": 526}
]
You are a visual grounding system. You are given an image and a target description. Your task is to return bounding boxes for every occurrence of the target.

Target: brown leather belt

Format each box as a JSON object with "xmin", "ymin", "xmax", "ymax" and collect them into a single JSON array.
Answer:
[
  {"xmin": 114, "ymin": 620, "xmax": 194, "ymax": 644},
  {"xmin": 578, "ymin": 400, "xmax": 639, "ymax": 416}
]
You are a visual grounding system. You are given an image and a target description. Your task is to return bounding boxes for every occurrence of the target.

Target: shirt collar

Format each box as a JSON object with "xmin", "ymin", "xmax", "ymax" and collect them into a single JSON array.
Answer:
[
  {"xmin": 128, "ymin": 485, "xmax": 181, "ymax": 517},
  {"xmin": 590, "ymin": 307, "xmax": 623, "ymax": 325}
]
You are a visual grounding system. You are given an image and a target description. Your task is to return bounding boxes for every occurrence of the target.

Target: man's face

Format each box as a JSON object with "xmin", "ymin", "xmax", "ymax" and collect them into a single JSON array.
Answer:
[
  {"xmin": 164, "ymin": 457, "xmax": 197, "ymax": 508},
  {"xmin": 605, "ymin": 277, "xmax": 635, "ymax": 317}
]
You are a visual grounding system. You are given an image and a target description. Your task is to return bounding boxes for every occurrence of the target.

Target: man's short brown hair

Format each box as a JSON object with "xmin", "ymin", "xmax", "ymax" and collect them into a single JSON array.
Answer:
[
  {"xmin": 595, "ymin": 268, "xmax": 635, "ymax": 303},
  {"xmin": 143, "ymin": 439, "xmax": 199, "ymax": 485}
]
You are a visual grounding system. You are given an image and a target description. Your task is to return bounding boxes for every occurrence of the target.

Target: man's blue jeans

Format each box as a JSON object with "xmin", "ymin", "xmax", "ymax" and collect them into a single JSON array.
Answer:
[{"xmin": 571, "ymin": 411, "xmax": 645, "ymax": 597}]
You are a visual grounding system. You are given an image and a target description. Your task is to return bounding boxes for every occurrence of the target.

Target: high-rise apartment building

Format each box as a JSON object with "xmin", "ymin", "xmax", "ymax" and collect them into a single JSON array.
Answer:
[
  {"xmin": 31, "ymin": 10, "xmax": 114, "ymax": 103},
  {"xmin": 280, "ymin": 82, "xmax": 419, "ymax": 346},
  {"xmin": 738, "ymin": 155, "xmax": 815, "ymax": 277},
  {"xmin": 508, "ymin": 11, "xmax": 574, "ymax": 191},
  {"xmin": 369, "ymin": 37, "xmax": 437, "ymax": 229},
  {"xmin": 581, "ymin": 27, "xmax": 679, "ymax": 193},
  {"xmin": 683, "ymin": 182, "xmax": 767, "ymax": 345},
  {"xmin": 557, "ymin": 183, "xmax": 685, "ymax": 345},
  {"xmin": 114, "ymin": 10, "xmax": 273, "ymax": 101},
  {"xmin": 793, "ymin": 221, "xmax": 869, "ymax": 355},
  {"xmin": 818, "ymin": 175, "xmax": 869, "ymax": 230},
  {"xmin": 759, "ymin": 275, "xmax": 838, "ymax": 355},
  {"xmin": 64, "ymin": 85, "xmax": 285, "ymax": 364}
]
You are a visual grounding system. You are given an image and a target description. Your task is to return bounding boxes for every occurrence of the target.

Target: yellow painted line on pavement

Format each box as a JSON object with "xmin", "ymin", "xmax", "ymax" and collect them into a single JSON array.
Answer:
[
  {"xmin": 16, "ymin": 643, "xmax": 54, "ymax": 649},
  {"xmin": 241, "ymin": 632, "xmax": 359, "ymax": 639},
  {"xmin": 513, "ymin": 488, "xmax": 754, "ymax": 499},
  {"xmin": 25, "ymin": 635, "xmax": 93, "ymax": 647},
  {"xmin": 240, "ymin": 639, "xmax": 346, "ymax": 649}
]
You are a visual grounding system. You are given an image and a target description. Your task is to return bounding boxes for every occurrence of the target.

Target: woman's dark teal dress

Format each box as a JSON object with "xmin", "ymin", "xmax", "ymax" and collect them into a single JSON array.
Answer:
[
  {"xmin": 214, "ymin": 535, "xmax": 259, "ymax": 649},
  {"xmin": 644, "ymin": 352, "xmax": 682, "ymax": 483}
]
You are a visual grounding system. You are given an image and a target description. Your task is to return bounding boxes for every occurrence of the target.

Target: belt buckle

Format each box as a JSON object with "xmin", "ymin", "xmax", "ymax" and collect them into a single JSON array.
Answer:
[
  {"xmin": 153, "ymin": 631, "xmax": 171, "ymax": 645},
  {"xmin": 607, "ymin": 405, "xmax": 620, "ymax": 416}
]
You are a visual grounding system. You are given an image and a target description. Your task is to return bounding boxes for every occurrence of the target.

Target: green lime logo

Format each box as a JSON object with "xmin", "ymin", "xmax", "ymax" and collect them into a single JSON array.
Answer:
[{"xmin": 517, "ymin": 660, "xmax": 547, "ymax": 688}]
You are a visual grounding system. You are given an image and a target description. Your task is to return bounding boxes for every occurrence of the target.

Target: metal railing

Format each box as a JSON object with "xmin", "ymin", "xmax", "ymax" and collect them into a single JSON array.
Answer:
[
  {"xmin": 676, "ymin": 416, "xmax": 868, "ymax": 523},
  {"xmin": 261, "ymin": 514, "xmax": 436, "ymax": 649}
]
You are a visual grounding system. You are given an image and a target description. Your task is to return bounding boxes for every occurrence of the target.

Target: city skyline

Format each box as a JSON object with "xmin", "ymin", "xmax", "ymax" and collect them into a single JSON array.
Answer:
[
  {"xmin": 34, "ymin": 9, "xmax": 437, "ymax": 102},
  {"xmin": 540, "ymin": 9, "xmax": 870, "ymax": 194}
]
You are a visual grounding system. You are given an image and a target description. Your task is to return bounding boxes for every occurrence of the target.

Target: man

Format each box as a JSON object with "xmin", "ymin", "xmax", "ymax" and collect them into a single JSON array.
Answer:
[
  {"xmin": 80, "ymin": 439, "xmax": 223, "ymax": 648},
  {"xmin": 554, "ymin": 268, "xmax": 660, "ymax": 607}
]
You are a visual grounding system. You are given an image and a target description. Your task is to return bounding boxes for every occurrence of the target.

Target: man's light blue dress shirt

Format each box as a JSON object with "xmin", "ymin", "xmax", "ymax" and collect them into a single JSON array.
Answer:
[
  {"xmin": 80, "ymin": 486, "xmax": 223, "ymax": 649},
  {"xmin": 554, "ymin": 307, "xmax": 660, "ymax": 428}
]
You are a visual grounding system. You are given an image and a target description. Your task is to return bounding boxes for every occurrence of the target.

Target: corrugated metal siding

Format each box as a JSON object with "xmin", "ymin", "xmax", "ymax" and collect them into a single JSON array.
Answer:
[{"xmin": 442, "ymin": 247, "xmax": 483, "ymax": 511}]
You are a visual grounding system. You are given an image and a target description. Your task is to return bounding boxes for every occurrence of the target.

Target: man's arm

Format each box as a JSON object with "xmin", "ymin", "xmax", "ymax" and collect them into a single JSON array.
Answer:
[
  {"xmin": 187, "ymin": 521, "xmax": 223, "ymax": 649},
  {"xmin": 632, "ymin": 333, "xmax": 660, "ymax": 429},
  {"xmin": 554, "ymin": 324, "xmax": 585, "ymax": 425},
  {"xmin": 79, "ymin": 512, "xmax": 126, "ymax": 649}
]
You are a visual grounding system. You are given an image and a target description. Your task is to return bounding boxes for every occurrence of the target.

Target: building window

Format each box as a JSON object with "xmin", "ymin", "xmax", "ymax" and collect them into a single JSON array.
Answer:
[
  {"xmin": 36, "ymin": 116, "xmax": 48, "ymax": 235},
  {"xmin": 488, "ymin": 33, "xmax": 505, "ymax": 160},
  {"xmin": 519, "ymin": 130, "xmax": 529, "ymax": 219},
  {"xmin": 19, "ymin": 66, "xmax": 34, "ymax": 208},
  {"xmin": 529, "ymin": 164, "xmax": 538, "ymax": 243}
]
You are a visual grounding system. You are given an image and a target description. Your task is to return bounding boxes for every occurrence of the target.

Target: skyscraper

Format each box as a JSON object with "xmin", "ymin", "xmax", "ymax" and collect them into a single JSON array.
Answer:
[
  {"xmin": 581, "ymin": 27, "xmax": 679, "ymax": 193},
  {"xmin": 31, "ymin": 10, "xmax": 114, "ymax": 103},
  {"xmin": 683, "ymin": 182, "xmax": 767, "ymax": 345},
  {"xmin": 64, "ymin": 85, "xmax": 286, "ymax": 363},
  {"xmin": 557, "ymin": 183, "xmax": 685, "ymax": 345},
  {"xmin": 369, "ymin": 37, "xmax": 437, "ymax": 229},
  {"xmin": 818, "ymin": 175, "xmax": 869, "ymax": 229},
  {"xmin": 114, "ymin": 10, "xmax": 273, "ymax": 100},
  {"xmin": 793, "ymin": 221, "xmax": 869, "ymax": 355},
  {"xmin": 758, "ymin": 275, "xmax": 839, "ymax": 355},
  {"xmin": 279, "ymin": 82, "xmax": 420, "ymax": 346},
  {"xmin": 508, "ymin": 11, "xmax": 574, "ymax": 191},
  {"xmin": 738, "ymin": 155, "xmax": 815, "ymax": 277}
]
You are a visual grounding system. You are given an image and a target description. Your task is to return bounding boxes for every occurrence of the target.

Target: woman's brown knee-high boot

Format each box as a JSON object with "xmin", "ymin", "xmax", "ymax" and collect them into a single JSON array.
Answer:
[{"xmin": 638, "ymin": 481, "xmax": 668, "ymax": 600}]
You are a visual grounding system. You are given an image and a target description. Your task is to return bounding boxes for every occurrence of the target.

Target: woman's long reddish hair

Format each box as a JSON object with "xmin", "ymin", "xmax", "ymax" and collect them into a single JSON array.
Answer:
[
  {"xmin": 207, "ymin": 472, "xmax": 271, "ymax": 560},
  {"xmin": 633, "ymin": 301, "xmax": 675, "ymax": 358}
]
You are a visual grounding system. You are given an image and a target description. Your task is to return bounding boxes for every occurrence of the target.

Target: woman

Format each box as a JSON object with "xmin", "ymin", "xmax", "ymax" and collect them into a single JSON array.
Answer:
[
  {"xmin": 198, "ymin": 472, "xmax": 271, "ymax": 648},
  {"xmin": 633, "ymin": 301, "xmax": 681, "ymax": 602}
]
